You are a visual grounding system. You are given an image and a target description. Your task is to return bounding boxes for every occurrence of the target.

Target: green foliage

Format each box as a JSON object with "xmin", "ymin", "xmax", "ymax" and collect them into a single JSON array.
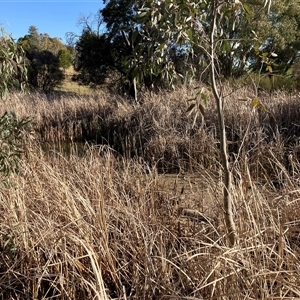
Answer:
[
  {"xmin": 247, "ymin": 0, "xmax": 300, "ymax": 73},
  {"xmin": 0, "ymin": 28, "xmax": 28, "ymax": 97},
  {"xmin": 72, "ymin": 0, "xmax": 279, "ymax": 96},
  {"xmin": 17, "ymin": 26, "xmax": 67, "ymax": 91},
  {"xmin": 135, "ymin": 0, "xmax": 269, "ymax": 84},
  {"xmin": 26, "ymin": 25, "xmax": 40, "ymax": 50},
  {"xmin": 101, "ymin": 0, "xmax": 207, "ymax": 87},
  {"xmin": 133, "ymin": 0, "xmax": 297, "ymax": 82},
  {"xmin": 101, "ymin": 0, "xmax": 141, "ymax": 35},
  {"xmin": 18, "ymin": 26, "xmax": 65, "ymax": 55},
  {"xmin": 73, "ymin": 3, "xmax": 186, "ymax": 95},
  {"xmin": 0, "ymin": 29, "xmax": 31, "ymax": 184},
  {"xmin": 73, "ymin": 9, "xmax": 143, "ymax": 94},
  {"xmin": 27, "ymin": 49, "xmax": 64, "ymax": 92},
  {"xmin": 74, "ymin": 30, "xmax": 113, "ymax": 85},
  {"xmin": 58, "ymin": 48, "xmax": 72, "ymax": 70},
  {"xmin": 0, "ymin": 111, "xmax": 31, "ymax": 179}
]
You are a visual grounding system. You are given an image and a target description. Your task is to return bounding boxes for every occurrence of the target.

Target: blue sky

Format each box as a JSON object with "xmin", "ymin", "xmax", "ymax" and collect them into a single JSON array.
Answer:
[{"xmin": 0, "ymin": 1, "xmax": 104, "ymax": 44}]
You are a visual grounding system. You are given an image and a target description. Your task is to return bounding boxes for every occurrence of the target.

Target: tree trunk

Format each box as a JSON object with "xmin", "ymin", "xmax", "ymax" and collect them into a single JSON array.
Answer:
[{"xmin": 210, "ymin": 0, "xmax": 237, "ymax": 247}]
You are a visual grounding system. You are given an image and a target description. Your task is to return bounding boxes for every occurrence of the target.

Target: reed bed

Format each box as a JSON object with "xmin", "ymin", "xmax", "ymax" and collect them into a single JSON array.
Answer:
[
  {"xmin": 0, "ymin": 144, "xmax": 300, "ymax": 299},
  {"xmin": 2, "ymin": 86, "xmax": 300, "ymax": 179},
  {"xmin": 0, "ymin": 86, "xmax": 300, "ymax": 299}
]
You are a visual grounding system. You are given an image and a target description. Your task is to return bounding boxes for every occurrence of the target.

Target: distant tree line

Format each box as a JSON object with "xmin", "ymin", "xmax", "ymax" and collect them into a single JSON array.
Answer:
[
  {"xmin": 3, "ymin": 0, "xmax": 300, "ymax": 95},
  {"xmin": 17, "ymin": 26, "xmax": 73, "ymax": 92},
  {"xmin": 66, "ymin": 0, "xmax": 300, "ymax": 97}
]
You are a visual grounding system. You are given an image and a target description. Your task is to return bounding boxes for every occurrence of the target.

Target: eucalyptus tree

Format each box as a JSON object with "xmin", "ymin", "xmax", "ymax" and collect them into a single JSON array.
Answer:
[
  {"xmin": 0, "ymin": 28, "xmax": 28, "ymax": 97},
  {"xmin": 249, "ymin": 0, "xmax": 300, "ymax": 74},
  {"xmin": 136, "ymin": 0, "xmax": 272, "ymax": 246},
  {"xmin": 0, "ymin": 28, "xmax": 31, "ymax": 181},
  {"xmin": 72, "ymin": 0, "xmax": 200, "ymax": 99},
  {"xmin": 71, "ymin": 9, "xmax": 141, "ymax": 96}
]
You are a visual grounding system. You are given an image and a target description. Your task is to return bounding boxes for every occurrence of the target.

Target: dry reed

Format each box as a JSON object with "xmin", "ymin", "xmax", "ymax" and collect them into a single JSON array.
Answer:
[
  {"xmin": 2, "ymin": 86, "xmax": 299, "ymax": 180},
  {"xmin": 0, "ymin": 86, "xmax": 300, "ymax": 299}
]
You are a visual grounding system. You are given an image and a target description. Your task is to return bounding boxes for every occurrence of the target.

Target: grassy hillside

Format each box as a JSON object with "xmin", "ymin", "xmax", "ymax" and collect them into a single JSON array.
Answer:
[
  {"xmin": 1, "ymin": 86, "xmax": 300, "ymax": 299},
  {"xmin": 55, "ymin": 66, "xmax": 96, "ymax": 95}
]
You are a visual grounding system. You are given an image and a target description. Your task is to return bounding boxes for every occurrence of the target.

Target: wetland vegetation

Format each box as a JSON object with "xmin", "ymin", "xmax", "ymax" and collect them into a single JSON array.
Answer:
[
  {"xmin": 2, "ymin": 0, "xmax": 300, "ymax": 298},
  {"xmin": 1, "ymin": 86, "xmax": 300, "ymax": 299}
]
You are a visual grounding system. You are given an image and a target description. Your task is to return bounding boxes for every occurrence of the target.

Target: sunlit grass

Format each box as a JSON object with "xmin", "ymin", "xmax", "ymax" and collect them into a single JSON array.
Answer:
[
  {"xmin": 1, "ymin": 85, "xmax": 300, "ymax": 298},
  {"xmin": 56, "ymin": 79, "xmax": 95, "ymax": 95},
  {"xmin": 1, "ymin": 144, "xmax": 300, "ymax": 299},
  {"xmin": 55, "ymin": 66, "xmax": 96, "ymax": 95}
]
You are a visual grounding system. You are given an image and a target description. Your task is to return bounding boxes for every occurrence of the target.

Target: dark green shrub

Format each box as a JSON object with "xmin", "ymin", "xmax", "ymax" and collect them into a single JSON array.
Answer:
[{"xmin": 27, "ymin": 49, "xmax": 64, "ymax": 92}]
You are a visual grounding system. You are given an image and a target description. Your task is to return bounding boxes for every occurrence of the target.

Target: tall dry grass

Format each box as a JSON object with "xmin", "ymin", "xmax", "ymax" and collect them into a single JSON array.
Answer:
[
  {"xmin": 0, "ymin": 86, "xmax": 300, "ymax": 299},
  {"xmin": 2, "ymin": 85, "xmax": 300, "ymax": 180},
  {"xmin": 0, "ymin": 144, "xmax": 300, "ymax": 299}
]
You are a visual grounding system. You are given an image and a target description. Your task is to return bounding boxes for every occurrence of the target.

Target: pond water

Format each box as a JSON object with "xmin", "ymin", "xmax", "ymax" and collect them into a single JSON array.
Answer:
[
  {"xmin": 41, "ymin": 141, "xmax": 88, "ymax": 158},
  {"xmin": 41, "ymin": 140, "xmax": 191, "ymax": 174}
]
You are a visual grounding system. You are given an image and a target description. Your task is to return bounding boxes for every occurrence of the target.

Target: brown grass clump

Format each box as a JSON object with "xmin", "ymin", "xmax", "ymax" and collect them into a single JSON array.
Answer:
[{"xmin": 0, "ymin": 143, "xmax": 300, "ymax": 299}]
